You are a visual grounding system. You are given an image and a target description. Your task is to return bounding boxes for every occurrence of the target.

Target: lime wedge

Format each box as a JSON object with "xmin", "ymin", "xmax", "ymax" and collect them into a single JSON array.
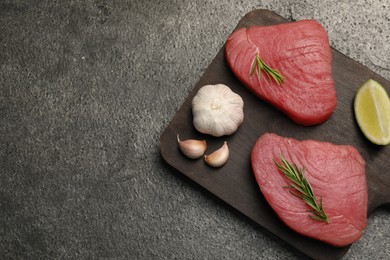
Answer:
[{"xmin": 354, "ymin": 79, "xmax": 390, "ymax": 145}]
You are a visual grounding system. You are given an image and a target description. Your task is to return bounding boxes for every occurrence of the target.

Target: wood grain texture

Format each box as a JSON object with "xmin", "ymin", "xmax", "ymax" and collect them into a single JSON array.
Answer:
[{"xmin": 160, "ymin": 9, "xmax": 390, "ymax": 260}]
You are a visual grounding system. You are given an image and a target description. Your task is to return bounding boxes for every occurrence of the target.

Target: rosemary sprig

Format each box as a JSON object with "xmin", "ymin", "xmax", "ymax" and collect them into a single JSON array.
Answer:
[
  {"xmin": 250, "ymin": 54, "xmax": 285, "ymax": 86},
  {"xmin": 273, "ymin": 154, "xmax": 330, "ymax": 224}
]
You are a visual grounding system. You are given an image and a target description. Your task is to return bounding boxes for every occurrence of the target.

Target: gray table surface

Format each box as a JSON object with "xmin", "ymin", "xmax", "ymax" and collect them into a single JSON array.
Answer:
[{"xmin": 1, "ymin": 0, "xmax": 389, "ymax": 259}]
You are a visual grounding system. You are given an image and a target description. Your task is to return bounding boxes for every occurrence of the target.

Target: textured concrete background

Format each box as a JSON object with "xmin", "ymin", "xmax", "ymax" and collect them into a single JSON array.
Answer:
[{"xmin": 1, "ymin": 0, "xmax": 389, "ymax": 259}]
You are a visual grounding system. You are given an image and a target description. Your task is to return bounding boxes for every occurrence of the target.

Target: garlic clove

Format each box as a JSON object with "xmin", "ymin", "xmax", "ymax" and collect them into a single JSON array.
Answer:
[
  {"xmin": 177, "ymin": 134, "xmax": 207, "ymax": 159},
  {"xmin": 204, "ymin": 141, "xmax": 229, "ymax": 167}
]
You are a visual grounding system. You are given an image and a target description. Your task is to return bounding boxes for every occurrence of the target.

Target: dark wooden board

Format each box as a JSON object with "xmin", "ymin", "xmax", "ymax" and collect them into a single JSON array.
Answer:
[{"xmin": 160, "ymin": 9, "xmax": 390, "ymax": 260}]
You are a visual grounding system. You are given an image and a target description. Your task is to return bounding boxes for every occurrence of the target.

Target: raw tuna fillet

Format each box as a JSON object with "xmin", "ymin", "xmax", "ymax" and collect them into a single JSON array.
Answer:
[
  {"xmin": 225, "ymin": 20, "xmax": 336, "ymax": 126},
  {"xmin": 251, "ymin": 133, "xmax": 367, "ymax": 247}
]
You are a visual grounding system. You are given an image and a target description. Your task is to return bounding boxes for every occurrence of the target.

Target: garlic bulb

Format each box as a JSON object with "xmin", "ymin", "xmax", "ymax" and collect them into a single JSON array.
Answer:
[
  {"xmin": 192, "ymin": 84, "xmax": 244, "ymax": 137},
  {"xmin": 177, "ymin": 134, "xmax": 207, "ymax": 159},
  {"xmin": 204, "ymin": 141, "xmax": 229, "ymax": 167}
]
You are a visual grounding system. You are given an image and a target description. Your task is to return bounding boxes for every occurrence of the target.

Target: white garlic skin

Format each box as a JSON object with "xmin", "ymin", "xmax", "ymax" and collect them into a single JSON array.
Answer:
[
  {"xmin": 177, "ymin": 134, "xmax": 207, "ymax": 159},
  {"xmin": 204, "ymin": 141, "xmax": 229, "ymax": 167},
  {"xmin": 192, "ymin": 84, "xmax": 244, "ymax": 137}
]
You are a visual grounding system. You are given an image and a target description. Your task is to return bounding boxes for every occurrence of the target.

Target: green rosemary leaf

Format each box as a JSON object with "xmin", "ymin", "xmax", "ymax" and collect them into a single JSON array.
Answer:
[
  {"xmin": 250, "ymin": 54, "xmax": 285, "ymax": 85},
  {"xmin": 289, "ymin": 190, "xmax": 302, "ymax": 200},
  {"xmin": 310, "ymin": 214, "xmax": 326, "ymax": 222},
  {"xmin": 303, "ymin": 198, "xmax": 318, "ymax": 210},
  {"xmin": 274, "ymin": 154, "xmax": 330, "ymax": 224},
  {"xmin": 250, "ymin": 58, "xmax": 257, "ymax": 76},
  {"xmin": 256, "ymin": 56, "xmax": 262, "ymax": 69},
  {"xmin": 290, "ymin": 183, "xmax": 306, "ymax": 195}
]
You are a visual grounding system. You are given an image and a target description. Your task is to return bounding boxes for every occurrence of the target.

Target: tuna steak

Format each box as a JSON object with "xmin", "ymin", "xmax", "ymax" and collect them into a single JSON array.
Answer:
[
  {"xmin": 225, "ymin": 20, "xmax": 336, "ymax": 126},
  {"xmin": 251, "ymin": 133, "xmax": 367, "ymax": 247}
]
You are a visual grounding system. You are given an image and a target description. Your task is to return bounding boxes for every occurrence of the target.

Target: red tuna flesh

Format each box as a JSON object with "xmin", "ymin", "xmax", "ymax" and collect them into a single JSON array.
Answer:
[
  {"xmin": 225, "ymin": 20, "xmax": 336, "ymax": 126},
  {"xmin": 251, "ymin": 133, "xmax": 367, "ymax": 247}
]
